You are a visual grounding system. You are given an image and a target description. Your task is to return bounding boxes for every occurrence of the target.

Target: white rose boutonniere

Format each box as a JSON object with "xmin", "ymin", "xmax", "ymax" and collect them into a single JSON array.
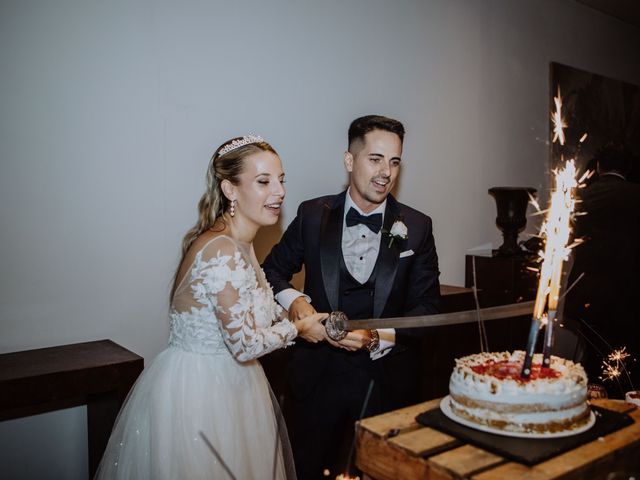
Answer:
[{"xmin": 385, "ymin": 220, "xmax": 408, "ymax": 247}]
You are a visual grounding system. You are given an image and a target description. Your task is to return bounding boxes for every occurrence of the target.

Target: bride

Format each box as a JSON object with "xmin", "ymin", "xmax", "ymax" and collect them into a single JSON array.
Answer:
[{"xmin": 95, "ymin": 135, "xmax": 327, "ymax": 479}]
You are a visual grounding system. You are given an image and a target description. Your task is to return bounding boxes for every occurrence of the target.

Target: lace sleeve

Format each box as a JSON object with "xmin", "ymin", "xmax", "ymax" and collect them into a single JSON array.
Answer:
[{"xmin": 192, "ymin": 237, "xmax": 298, "ymax": 362}]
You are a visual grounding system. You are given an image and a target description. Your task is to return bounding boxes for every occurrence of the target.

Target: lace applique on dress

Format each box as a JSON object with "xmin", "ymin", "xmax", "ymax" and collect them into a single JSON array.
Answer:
[{"xmin": 169, "ymin": 236, "xmax": 297, "ymax": 361}]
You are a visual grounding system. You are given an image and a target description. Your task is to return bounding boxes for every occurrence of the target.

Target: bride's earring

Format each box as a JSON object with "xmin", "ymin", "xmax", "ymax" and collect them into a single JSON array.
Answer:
[{"xmin": 229, "ymin": 199, "xmax": 236, "ymax": 217}]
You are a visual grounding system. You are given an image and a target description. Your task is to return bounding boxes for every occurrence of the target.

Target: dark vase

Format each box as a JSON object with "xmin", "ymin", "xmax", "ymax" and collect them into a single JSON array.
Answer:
[{"xmin": 488, "ymin": 187, "xmax": 536, "ymax": 257}]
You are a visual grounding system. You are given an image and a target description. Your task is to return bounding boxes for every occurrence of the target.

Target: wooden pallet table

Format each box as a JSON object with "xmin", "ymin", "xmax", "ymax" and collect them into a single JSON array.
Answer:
[{"xmin": 356, "ymin": 398, "xmax": 640, "ymax": 480}]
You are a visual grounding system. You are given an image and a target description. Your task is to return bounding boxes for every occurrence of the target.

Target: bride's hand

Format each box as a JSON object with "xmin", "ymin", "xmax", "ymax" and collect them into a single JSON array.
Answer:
[{"xmin": 294, "ymin": 312, "xmax": 329, "ymax": 343}]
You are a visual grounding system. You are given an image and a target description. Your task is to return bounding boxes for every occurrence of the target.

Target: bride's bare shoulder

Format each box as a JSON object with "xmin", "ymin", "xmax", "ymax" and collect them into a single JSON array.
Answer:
[{"xmin": 189, "ymin": 231, "xmax": 236, "ymax": 256}]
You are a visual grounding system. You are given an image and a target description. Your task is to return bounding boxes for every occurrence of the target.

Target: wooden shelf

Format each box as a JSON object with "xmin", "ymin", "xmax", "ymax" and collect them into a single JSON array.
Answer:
[{"xmin": 0, "ymin": 339, "xmax": 144, "ymax": 478}]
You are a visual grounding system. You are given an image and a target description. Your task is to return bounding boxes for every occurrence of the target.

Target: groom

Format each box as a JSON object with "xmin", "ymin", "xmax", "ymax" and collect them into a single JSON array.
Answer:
[{"xmin": 263, "ymin": 115, "xmax": 440, "ymax": 479}]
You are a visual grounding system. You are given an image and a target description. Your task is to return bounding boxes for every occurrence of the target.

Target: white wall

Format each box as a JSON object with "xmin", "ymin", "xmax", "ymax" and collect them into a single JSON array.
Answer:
[{"xmin": 1, "ymin": 1, "xmax": 639, "ymax": 478}]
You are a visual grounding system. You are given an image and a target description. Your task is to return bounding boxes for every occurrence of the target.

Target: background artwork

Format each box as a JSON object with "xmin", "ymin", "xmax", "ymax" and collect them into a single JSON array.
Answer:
[{"xmin": 550, "ymin": 62, "xmax": 640, "ymax": 182}]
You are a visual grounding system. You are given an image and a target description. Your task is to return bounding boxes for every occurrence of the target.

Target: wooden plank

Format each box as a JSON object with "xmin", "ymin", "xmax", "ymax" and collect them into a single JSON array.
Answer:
[
  {"xmin": 472, "ymin": 443, "xmax": 640, "ymax": 480},
  {"xmin": 356, "ymin": 427, "xmax": 430, "ymax": 480},
  {"xmin": 0, "ymin": 339, "xmax": 143, "ymax": 416},
  {"xmin": 358, "ymin": 398, "xmax": 441, "ymax": 437},
  {"xmin": 591, "ymin": 398, "xmax": 637, "ymax": 414},
  {"xmin": 0, "ymin": 339, "xmax": 142, "ymax": 380},
  {"xmin": 389, "ymin": 427, "xmax": 459, "ymax": 457},
  {"xmin": 441, "ymin": 285, "xmax": 474, "ymax": 295},
  {"xmin": 429, "ymin": 444, "xmax": 504, "ymax": 478},
  {"xmin": 473, "ymin": 407, "xmax": 640, "ymax": 480}
]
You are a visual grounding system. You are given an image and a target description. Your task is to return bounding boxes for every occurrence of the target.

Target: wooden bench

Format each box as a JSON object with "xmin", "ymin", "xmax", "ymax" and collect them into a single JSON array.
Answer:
[
  {"xmin": 0, "ymin": 340, "xmax": 144, "ymax": 478},
  {"xmin": 356, "ymin": 398, "xmax": 640, "ymax": 479}
]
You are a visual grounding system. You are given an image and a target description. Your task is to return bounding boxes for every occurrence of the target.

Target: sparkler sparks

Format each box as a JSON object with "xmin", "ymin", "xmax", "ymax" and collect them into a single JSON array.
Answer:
[
  {"xmin": 551, "ymin": 86, "xmax": 567, "ymax": 146},
  {"xmin": 522, "ymin": 87, "xmax": 580, "ymax": 376},
  {"xmin": 528, "ymin": 192, "xmax": 541, "ymax": 213},
  {"xmin": 608, "ymin": 347, "xmax": 630, "ymax": 363},
  {"xmin": 529, "ymin": 162, "xmax": 578, "ymax": 318},
  {"xmin": 540, "ymin": 87, "xmax": 636, "ymax": 393},
  {"xmin": 600, "ymin": 347, "xmax": 633, "ymax": 384},
  {"xmin": 601, "ymin": 360, "xmax": 622, "ymax": 382},
  {"xmin": 547, "ymin": 161, "xmax": 579, "ymax": 310},
  {"xmin": 529, "ymin": 161, "xmax": 578, "ymax": 320}
]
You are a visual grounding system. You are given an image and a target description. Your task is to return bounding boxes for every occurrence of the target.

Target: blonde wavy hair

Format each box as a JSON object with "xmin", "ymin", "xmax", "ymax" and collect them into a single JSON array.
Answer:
[{"xmin": 171, "ymin": 137, "xmax": 277, "ymax": 297}]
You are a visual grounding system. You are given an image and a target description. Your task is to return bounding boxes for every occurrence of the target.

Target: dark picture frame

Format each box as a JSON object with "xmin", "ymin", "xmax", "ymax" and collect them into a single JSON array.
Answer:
[{"xmin": 549, "ymin": 62, "xmax": 640, "ymax": 183}]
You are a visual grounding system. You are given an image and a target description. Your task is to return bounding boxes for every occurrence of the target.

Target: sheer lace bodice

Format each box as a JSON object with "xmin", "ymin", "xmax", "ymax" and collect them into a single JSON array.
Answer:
[
  {"xmin": 96, "ymin": 234, "xmax": 298, "ymax": 480},
  {"xmin": 169, "ymin": 235, "xmax": 297, "ymax": 360}
]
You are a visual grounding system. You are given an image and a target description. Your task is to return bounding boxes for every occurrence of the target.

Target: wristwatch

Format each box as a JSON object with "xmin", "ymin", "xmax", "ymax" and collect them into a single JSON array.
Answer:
[{"xmin": 366, "ymin": 329, "xmax": 380, "ymax": 353}]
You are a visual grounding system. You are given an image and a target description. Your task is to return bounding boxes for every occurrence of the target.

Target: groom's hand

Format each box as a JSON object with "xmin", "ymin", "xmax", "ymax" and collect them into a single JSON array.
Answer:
[
  {"xmin": 325, "ymin": 330, "xmax": 372, "ymax": 351},
  {"xmin": 288, "ymin": 296, "xmax": 317, "ymax": 322},
  {"xmin": 335, "ymin": 330, "xmax": 372, "ymax": 351}
]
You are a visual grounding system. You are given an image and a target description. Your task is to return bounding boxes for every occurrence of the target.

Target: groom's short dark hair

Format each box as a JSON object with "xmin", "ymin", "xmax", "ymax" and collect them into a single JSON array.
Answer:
[{"xmin": 348, "ymin": 115, "xmax": 405, "ymax": 152}]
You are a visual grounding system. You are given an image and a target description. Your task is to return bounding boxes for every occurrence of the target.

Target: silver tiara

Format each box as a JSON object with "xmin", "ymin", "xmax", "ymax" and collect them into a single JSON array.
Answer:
[{"xmin": 218, "ymin": 134, "xmax": 264, "ymax": 156}]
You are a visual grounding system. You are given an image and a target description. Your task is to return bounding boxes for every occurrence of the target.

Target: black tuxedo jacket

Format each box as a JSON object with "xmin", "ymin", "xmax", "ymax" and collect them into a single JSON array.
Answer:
[{"xmin": 263, "ymin": 191, "xmax": 440, "ymax": 401}]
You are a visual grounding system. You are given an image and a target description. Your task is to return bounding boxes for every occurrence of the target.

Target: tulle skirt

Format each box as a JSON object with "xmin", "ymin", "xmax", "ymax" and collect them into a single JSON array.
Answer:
[{"xmin": 95, "ymin": 346, "xmax": 295, "ymax": 479}]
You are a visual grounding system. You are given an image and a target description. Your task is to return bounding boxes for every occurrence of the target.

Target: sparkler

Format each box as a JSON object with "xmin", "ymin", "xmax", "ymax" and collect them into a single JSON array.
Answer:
[
  {"xmin": 577, "ymin": 320, "xmax": 635, "ymax": 393},
  {"xmin": 601, "ymin": 347, "xmax": 633, "ymax": 386},
  {"xmin": 530, "ymin": 87, "xmax": 635, "ymax": 391},
  {"xmin": 521, "ymin": 87, "xmax": 578, "ymax": 377},
  {"xmin": 602, "ymin": 360, "xmax": 622, "ymax": 382},
  {"xmin": 608, "ymin": 347, "xmax": 630, "ymax": 363},
  {"xmin": 541, "ymin": 161, "xmax": 577, "ymax": 367}
]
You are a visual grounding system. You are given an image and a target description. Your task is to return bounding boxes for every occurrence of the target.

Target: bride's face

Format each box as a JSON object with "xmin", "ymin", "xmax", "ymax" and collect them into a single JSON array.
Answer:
[{"xmin": 233, "ymin": 151, "xmax": 286, "ymax": 227}]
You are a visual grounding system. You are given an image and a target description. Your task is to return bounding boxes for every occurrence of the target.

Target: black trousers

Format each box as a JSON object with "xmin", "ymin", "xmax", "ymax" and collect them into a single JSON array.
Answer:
[{"xmin": 290, "ymin": 367, "xmax": 382, "ymax": 480}]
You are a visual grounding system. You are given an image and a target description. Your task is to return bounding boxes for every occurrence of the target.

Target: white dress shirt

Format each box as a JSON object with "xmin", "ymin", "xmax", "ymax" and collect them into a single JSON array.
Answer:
[
  {"xmin": 275, "ymin": 189, "xmax": 396, "ymax": 359},
  {"xmin": 342, "ymin": 194, "xmax": 384, "ymax": 283}
]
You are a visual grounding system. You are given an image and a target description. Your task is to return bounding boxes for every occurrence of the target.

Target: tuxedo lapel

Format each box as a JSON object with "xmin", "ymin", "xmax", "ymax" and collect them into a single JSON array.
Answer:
[
  {"xmin": 319, "ymin": 192, "xmax": 346, "ymax": 312},
  {"xmin": 373, "ymin": 196, "xmax": 401, "ymax": 318}
]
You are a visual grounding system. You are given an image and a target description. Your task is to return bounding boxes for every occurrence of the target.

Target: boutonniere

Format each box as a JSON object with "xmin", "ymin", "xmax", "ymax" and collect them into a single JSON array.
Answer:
[{"xmin": 383, "ymin": 220, "xmax": 408, "ymax": 247}]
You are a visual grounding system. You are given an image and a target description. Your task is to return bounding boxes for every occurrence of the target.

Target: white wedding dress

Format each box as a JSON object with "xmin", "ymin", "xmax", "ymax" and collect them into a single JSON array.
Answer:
[{"xmin": 95, "ymin": 235, "xmax": 298, "ymax": 479}]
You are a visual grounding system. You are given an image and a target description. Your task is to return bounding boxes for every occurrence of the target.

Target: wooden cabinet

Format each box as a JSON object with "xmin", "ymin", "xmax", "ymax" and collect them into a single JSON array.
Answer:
[{"xmin": 464, "ymin": 254, "xmax": 538, "ymax": 307}]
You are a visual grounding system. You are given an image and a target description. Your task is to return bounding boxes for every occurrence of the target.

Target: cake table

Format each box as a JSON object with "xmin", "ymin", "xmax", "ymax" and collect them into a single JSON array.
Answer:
[{"xmin": 355, "ymin": 397, "xmax": 639, "ymax": 479}]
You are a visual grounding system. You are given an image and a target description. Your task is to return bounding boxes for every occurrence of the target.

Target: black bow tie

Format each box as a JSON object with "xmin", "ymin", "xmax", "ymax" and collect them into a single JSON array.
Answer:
[{"xmin": 345, "ymin": 207, "xmax": 383, "ymax": 233}]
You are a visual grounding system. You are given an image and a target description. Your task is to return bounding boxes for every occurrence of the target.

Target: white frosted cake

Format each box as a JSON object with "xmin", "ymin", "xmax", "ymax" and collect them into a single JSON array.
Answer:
[{"xmin": 447, "ymin": 351, "xmax": 590, "ymax": 434}]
